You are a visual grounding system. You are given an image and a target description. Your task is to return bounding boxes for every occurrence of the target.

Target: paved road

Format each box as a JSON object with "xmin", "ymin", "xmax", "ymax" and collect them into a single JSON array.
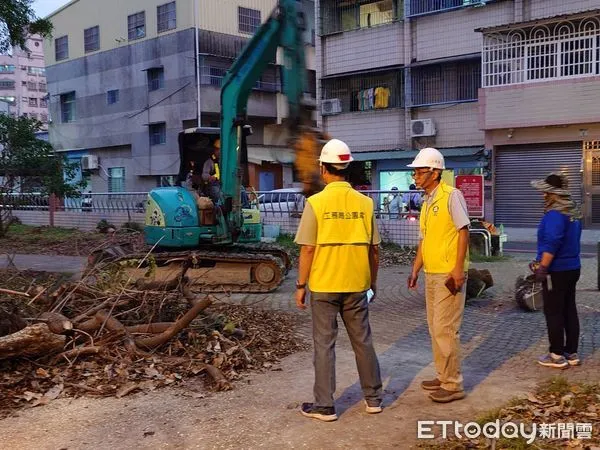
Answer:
[
  {"xmin": 1, "ymin": 253, "xmax": 598, "ymax": 449},
  {"xmin": 504, "ymin": 241, "xmax": 598, "ymax": 257}
]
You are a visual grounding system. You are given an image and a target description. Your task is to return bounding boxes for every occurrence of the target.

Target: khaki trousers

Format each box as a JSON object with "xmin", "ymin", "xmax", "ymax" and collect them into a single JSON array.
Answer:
[{"xmin": 425, "ymin": 273, "xmax": 466, "ymax": 392}]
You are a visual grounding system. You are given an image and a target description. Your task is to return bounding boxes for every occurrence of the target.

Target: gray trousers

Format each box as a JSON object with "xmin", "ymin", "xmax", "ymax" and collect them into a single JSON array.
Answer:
[{"xmin": 310, "ymin": 291, "xmax": 383, "ymax": 407}]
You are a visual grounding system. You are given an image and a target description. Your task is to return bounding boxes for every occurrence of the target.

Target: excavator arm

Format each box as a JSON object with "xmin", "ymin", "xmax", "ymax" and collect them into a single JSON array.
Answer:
[{"xmin": 219, "ymin": 0, "xmax": 323, "ymax": 237}]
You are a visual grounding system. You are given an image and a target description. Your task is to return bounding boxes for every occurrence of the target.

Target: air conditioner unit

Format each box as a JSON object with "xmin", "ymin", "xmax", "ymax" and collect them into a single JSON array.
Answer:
[
  {"xmin": 411, "ymin": 119, "xmax": 436, "ymax": 137},
  {"xmin": 321, "ymin": 98, "xmax": 342, "ymax": 116},
  {"xmin": 81, "ymin": 155, "xmax": 99, "ymax": 170}
]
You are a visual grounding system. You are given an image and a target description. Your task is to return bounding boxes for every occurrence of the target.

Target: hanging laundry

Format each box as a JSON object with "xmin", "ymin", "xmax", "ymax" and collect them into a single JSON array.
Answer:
[
  {"xmin": 367, "ymin": 88, "xmax": 375, "ymax": 109},
  {"xmin": 374, "ymin": 86, "xmax": 390, "ymax": 109}
]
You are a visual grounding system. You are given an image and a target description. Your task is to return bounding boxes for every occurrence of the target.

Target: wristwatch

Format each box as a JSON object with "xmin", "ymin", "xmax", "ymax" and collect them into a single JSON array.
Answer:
[{"xmin": 295, "ymin": 281, "xmax": 306, "ymax": 289}]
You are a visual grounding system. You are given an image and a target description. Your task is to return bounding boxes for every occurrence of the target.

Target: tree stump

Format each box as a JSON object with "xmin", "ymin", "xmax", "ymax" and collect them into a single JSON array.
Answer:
[{"xmin": 0, "ymin": 323, "xmax": 66, "ymax": 360}]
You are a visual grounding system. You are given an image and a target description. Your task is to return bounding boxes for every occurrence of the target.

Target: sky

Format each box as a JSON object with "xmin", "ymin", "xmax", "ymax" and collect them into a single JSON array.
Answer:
[{"xmin": 33, "ymin": 0, "xmax": 70, "ymax": 18}]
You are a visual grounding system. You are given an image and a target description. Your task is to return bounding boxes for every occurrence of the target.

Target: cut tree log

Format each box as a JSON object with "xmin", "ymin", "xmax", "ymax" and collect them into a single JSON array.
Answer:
[
  {"xmin": 38, "ymin": 312, "xmax": 73, "ymax": 335},
  {"xmin": 0, "ymin": 323, "xmax": 66, "ymax": 360}
]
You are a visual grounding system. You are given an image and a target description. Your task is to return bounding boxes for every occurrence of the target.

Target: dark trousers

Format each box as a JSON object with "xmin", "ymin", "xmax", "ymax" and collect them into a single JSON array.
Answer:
[
  {"xmin": 542, "ymin": 268, "xmax": 581, "ymax": 355},
  {"xmin": 310, "ymin": 291, "xmax": 382, "ymax": 408}
]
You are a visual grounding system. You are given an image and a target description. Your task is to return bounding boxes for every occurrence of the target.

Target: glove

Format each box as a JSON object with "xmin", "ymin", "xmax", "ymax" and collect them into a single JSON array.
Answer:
[{"xmin": 534, "ymin": 264, "xmax": 548, "ymax": 283}]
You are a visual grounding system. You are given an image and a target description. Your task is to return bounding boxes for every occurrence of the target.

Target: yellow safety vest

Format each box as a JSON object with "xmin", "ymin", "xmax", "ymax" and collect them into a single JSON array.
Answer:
[
  {"xmin": 419, "ymin": 180, "xmax": 469, "ymax": 274},
  {"xmin": 212, "ymin": 155, "xmax": 220, "ymax": 181},
  {"xmin": 307, "ymin": 181, "xmax": 374, "ymax": 292}
]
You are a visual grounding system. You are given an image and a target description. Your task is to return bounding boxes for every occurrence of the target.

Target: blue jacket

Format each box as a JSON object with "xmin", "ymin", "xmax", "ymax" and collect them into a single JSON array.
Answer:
[{"xmin": 536, "ymin": 210, "xmax": 582, "ymax": 272}]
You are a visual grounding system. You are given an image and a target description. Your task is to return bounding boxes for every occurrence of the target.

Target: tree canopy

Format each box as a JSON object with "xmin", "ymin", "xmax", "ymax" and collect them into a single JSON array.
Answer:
[{"xmin": 0, "ymin": 0, "xmax": 53, "ymax": 53}]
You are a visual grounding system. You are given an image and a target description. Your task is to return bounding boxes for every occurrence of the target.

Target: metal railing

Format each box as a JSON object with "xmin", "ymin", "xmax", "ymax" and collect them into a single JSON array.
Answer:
[{"xmin": 0, "ymin": 192, "xmax": 148, "ymax": 212}]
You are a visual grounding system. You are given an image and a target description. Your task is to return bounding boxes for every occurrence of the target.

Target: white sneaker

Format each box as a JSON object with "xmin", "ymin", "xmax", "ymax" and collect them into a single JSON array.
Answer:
[{"xmin": 364, "ymin": 400, "xmax": 382, "ymax": 414}]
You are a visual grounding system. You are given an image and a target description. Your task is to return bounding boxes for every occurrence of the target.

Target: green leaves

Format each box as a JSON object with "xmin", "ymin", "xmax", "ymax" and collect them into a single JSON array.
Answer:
[{"xmin": 0, "ymin": 0, "xmax": 53, "ymax": 53}]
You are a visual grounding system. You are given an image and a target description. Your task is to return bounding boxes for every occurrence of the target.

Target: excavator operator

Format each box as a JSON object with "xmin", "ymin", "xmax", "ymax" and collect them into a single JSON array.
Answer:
[{"xmin": 202, "ymin": 138, "xmax": 221, "ymax": 202}]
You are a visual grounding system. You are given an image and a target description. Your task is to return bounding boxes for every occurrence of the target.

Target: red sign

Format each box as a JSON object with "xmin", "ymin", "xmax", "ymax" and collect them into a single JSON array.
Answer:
[{"xmin": 455, "ymin": 175, "xmax": 484, "ymax": 218}]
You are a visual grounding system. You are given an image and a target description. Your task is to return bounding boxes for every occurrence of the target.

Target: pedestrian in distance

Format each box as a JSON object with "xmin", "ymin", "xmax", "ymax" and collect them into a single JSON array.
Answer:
[
  {"xmin": 294, "ymin": 138, "xmax": 383, "ymax": 422},
  {"xmin": 530, "ymin": 173, "xmax": 583, "ymax": 369},
  {"xmin": 406, "ymin": 147, "xmax": 470, "ymax": 403}
]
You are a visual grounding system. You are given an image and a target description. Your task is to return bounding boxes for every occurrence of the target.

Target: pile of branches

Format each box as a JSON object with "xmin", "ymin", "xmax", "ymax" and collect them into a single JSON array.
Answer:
[{"xmin": 0, "ymin": 266, "xmax": 306, "ymax": 417}]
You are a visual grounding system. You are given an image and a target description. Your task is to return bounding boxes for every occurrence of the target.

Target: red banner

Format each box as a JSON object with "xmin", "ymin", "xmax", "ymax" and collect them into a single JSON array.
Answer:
[{"xmin": 455, "ymin": 175, "xmax": 484, "ymax": 218}]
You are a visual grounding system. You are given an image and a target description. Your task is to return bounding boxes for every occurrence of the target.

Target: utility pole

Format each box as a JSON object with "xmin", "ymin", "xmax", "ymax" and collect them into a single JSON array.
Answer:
[{"xmin": 194, "ymin": 0, "xmax": 201, "ymax": 129}]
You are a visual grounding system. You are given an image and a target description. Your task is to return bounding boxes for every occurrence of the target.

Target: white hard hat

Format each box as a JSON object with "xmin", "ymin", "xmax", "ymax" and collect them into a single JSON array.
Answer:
[
  {"xmin": 407, "ymin": 147, "xmax": 445, "ymax": 170},
  {"xmin": 318, "ymin": 139, "xmax": 354, "ymax": 166}
]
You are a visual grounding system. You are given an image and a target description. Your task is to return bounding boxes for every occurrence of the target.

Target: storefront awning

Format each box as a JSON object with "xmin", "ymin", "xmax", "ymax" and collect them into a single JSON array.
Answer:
[
  {"xmin": 247, "ymin": 146, "xmax": 295, "ymax": 165},
  {"xmin": 352, "ymin": 147, "xmax": 484, "ymax": 162}
]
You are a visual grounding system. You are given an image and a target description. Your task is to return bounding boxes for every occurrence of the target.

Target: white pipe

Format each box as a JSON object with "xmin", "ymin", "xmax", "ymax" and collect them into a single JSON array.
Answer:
[{"xmin": 194, "ymin": 0, "xmax": 201, "ymax": 128}]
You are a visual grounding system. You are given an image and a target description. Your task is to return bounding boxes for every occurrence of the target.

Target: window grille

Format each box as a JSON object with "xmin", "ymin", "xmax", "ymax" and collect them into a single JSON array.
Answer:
[
  {"xmin": 128, "ymin": 11, "xmax": 146, "ymax": 40},
  {"xmin": 238, "ymin": 7, "xmax": 261, "ymax": 34},
  {"xmin": 482, "ymin": 16, "xmax": 600, "ymax": 87},
  {"xmin": 321, "ymin": 70, "xmax": 404, "ymax": 113},
  {"xmin": 107, "ymin": 89, "xmax": 119, "ymax": 104},
  {"xmin": 149, "ymin": 123, "xmax": 166, "ymax": 145},
  {"xmin": 108, "ymin": 167, "xmax": 125, "ymax": 192},
  {"xmin": 411, "ymin": 59, "xmax": 480, "ymax": 106},
  {"xmin": 84, "ymin": 25, "xmax": 100, "ymax": 52},
  {"xmin": 55, "ymin": 36, "xmax": 68, "ymax": 60},
  {"xmin": 320, "ymin": 0, "xmax": 400, "ymax": 36},
  {"xmin": 157, "ymin": 2, "xmax": 176, "ymax": 33},
  {"xmin": 60, "ymin": 92, "xmax": 76, "ymax": 123},
  {"xmin": 0, "ymin": 80, "xmax": 15, "ymax": 90},
  {"xmin": 147, "ymin": 68, "xmax": 164, "ymax": 91}
]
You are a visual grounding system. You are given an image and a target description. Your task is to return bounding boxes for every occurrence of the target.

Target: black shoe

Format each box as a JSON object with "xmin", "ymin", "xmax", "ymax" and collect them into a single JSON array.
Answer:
[{"xmin": 300, "ymin": 402, "xmax": 338, "ymax": 422}]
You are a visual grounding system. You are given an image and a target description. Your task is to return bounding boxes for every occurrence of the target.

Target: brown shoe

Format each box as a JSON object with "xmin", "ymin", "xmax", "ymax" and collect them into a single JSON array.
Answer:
[
  {"xmin": 429, "ymin": 388, "xmax": 466, "ymax": 403},
  {"xmin": 420, "ymin": 379, "xmax": 441, "ymax": 391}
]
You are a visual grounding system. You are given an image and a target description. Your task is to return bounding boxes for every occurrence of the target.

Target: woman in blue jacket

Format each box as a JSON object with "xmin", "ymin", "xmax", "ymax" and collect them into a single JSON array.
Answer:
[{"xmin": 530, "ymin": 173, "xmax": 583, "ymax": 369}]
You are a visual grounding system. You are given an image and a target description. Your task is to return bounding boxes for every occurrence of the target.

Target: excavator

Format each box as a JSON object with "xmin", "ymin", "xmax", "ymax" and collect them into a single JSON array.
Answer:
[{"xmin": 87, "ymin": 0, "xmax": 325, "ymax": 293}]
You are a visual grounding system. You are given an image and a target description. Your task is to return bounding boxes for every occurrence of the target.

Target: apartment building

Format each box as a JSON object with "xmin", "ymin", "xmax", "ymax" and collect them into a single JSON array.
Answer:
[
  {"xmin": 44, "ymin": 0, "xmax": 315, "ymax": 194},
  {"xmin": 0, "ymin": 35, "xmax": 49, "ymax": 127},
  {"xmin": 316, "ymin": 0, "xmax": 600, "ymax": 227}
]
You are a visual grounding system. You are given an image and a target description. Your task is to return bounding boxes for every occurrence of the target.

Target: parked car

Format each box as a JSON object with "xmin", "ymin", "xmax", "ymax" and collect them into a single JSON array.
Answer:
[{"xmin": 258, "ymin": 188, "xmax": 304, "ymax": 215}]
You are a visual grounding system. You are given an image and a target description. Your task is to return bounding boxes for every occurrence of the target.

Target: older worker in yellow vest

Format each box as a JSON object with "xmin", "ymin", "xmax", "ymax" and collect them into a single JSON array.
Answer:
[
  {"xmin": 202, "ymin": 138, "xmax": 221, "ymax": 202},
  {"xmin": 407, "ymin": 147, "xmax": 470, "ymax": 403},
  {"xmin": 294, "ymin": 139, "xmax": 383, "ymax": 422}
]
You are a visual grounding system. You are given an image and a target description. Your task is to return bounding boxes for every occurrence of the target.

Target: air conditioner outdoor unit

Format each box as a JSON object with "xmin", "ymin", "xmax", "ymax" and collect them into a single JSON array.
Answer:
[
  {"xmin": 81, "ymin": 155, "xmax": 99, "ymax": 170},
  {"xmin": 411, "ymin": 119, "xmax": 436, "ymax": 137},
  {"xmin": 321, "ymin": 98, "xmax": 342, "ymax": 116}
]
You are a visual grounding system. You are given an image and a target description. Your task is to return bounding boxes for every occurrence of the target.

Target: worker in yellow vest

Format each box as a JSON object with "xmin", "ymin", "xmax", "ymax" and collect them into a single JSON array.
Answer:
[
  {"xmin": 294, "ymin": 138, "xmax": 383, "ymax": 422},
  {"xmin": 202, "ymin": 138, "xmax": 221, "ymax": 202},
  {"xmin": 407, "ymin": 147, "xmax": 470, "ymax": 403}
]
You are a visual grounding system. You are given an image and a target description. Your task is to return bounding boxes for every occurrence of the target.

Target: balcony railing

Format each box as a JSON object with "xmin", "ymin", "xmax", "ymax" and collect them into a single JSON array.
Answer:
[
  {"xmin": 320, "ymin": 0, "xmax": 401, "ymax": 36},
  {"xmin": 200, "ymin": 65, "xmax": 279, "ymax": 92},
  {"xmin": 482, "ymin": 16, "xmax": 600, "ymax": 88}
]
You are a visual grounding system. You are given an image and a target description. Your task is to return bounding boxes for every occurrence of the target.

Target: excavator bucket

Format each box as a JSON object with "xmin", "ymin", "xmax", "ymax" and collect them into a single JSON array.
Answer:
[{"xmin": 291, "ymin": 128, "xmax": 329, "ymax": 197}]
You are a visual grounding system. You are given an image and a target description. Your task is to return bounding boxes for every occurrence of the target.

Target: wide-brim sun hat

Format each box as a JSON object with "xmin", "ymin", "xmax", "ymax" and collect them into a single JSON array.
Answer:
[{"xmin": 530, "ymin": 173, "xmax": 571, "ymax": 197}]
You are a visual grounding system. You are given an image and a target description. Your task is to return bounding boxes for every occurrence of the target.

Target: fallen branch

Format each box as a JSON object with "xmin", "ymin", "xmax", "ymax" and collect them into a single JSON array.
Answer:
[
  {"xmin": 126, "ymin": 323, "xmax": 174, "ymax": 334},
  {"xmin": 195, "ymin": 362, "xmax": 231, "ymax": 391},
  {"xmin": 0, "ymin": 323, "xmax": 65, "ymax": 360},
  {"xmin": 52, "ymin": 346, "xmax": 103, "ymax": 365},
  {"xmin": 0, "ymin": 287, "xmax": 29, "ymax": 297},
  {"xmin": 135, "ymin": 295, "xmax": 213, "ymax": 350}
]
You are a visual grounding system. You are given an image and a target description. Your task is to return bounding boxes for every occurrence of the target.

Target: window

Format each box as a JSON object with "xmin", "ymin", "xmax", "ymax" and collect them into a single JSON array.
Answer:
[
  {"xmin": 0, "ymin": 64, "xmax": 15, "ymax": 73},
  {"xmin": 147, "ymin": 68, "xmax": 164, "ymax": 91},
  {"xmin": 29, "ymin": 98, "xmax": 38, "ymax": 107},
  {"xmin": 128, "ymin": 11, "xmax": 146, "ymax": 40},
  {"xmin": 55, "ymin": 35, "xmax": 68, "ymax": 60},
  {"xmin": 40, "ymin": 113, "xmax": 48, "ymax": 122},
  {"xmin": 107, "ymin": 89, "xmax": 119, "ymax": 104},
  {"xmin": 0, "ymin": 80, "xmax": 15, "ymax": 90},
  {"xmin": 27, "ymin": 81, "xmax": 37, "ymax": 90},
  {"xmin": 60, "ymin": 91, "xmax": 76, "ymax": 123},
  {"xmin": 321, "ymin": 70, "xmax": 403, "ymax": 113},
  {"xmin": 38, "ymin": 82, "xmax": 46, "ymax": 92},
  {"xmin": 238, "ymin": 7, "xmax": 261, "ymax": 34},
  {"xmin": 108, "ymin": 167, "xmax": 125, "ymax": 193},
  {"xmin": 158, "ymin": 175, "xmax": 177, "ymax": 187},
  {"xmin": 149, "ymin": 123, "xmax": 166, "ymax": 145},
  {"xmin": 40, "ymin": 98, "xmax": 47, "ymax": 108},
  {"xmin": 30, "ymin": 112, "xmax": 37, "ymax": 120},
  {"xmin": 207, "ymin": 67, "xmax": 225, "ymax": 86},
  {"xmin": 411, "ymin": 59, "xmax": 480, "ymax": 106},
  {"xmin": 482, "ymin": 17, "xmax": 600, "ymax": 87},
  {"xmin": 320, "ymin": 0, "xmax": 399, "ymax": 35},
  {"xmin": 28, "ymin": 67, "xmax": 45, "ymax": 76},
  {"xmin": 408, "ymin": 0, "xmax": 466, "ymax": 17},
  {"xmin": 157, "ymin": 2, "xmax": 176, "ymax": 33},
  {"xmin": 84, "ymin": 25, "xmax": 100, "ymax": 52}
]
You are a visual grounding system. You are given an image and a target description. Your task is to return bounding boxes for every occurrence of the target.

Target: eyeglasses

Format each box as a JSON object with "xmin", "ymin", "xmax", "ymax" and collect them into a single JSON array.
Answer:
[{"xmin": 411, "ymin": 169, "xmax": 431, "ymax": 177}]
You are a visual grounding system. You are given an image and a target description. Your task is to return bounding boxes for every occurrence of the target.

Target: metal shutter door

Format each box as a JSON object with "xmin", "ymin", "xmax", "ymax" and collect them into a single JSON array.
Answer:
[{"xmin": 494, "ymin": 143, "xmax": 582, "ymax": 227}]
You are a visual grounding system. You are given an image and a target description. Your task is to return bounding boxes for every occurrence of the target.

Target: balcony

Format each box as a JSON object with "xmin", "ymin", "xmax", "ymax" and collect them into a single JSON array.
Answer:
[{"xmin": 319, "ymin": 0, "xmax": 401, "ymax": 36}]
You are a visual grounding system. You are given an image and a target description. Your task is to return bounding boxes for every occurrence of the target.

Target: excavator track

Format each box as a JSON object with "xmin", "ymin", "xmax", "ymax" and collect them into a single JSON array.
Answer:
[
  {"xmin": 86, "ymin": 246, "xmax": 287, "ymax": 293},
  {"xmin": 234, "ymin": 243, "xmax": 293, "ymax": 274}
]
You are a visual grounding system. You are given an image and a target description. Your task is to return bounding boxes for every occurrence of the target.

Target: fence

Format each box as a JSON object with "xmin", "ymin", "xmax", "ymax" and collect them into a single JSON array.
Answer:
[{"xmin": 4, "ymin": 190, "xmax": 422, "ymax": 246}]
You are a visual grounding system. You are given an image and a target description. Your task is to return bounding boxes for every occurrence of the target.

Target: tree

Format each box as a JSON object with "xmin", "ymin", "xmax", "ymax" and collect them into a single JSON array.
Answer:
[
  {"xmin": 0, "ymin": 0, "xmax": 52, "ymax": 53},
  {"xmin": 0, "ymin": 115, "xmax": 85, "ymax": 237}
]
